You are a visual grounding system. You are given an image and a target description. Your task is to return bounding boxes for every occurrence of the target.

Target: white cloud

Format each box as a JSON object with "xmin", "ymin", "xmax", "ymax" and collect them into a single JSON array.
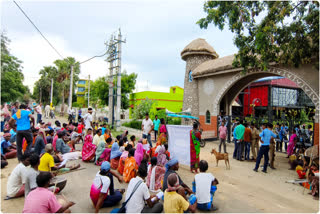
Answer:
[
  {"xmin": 6, "ymin": 31, "xmax": 144, "ymax": 93},
  {"xmin": 134, "ymin": 80, "xmax": 170, "ymax": 93}
]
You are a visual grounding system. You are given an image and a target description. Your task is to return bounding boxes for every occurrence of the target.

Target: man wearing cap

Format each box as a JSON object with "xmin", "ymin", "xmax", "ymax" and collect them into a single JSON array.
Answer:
[
  {"xmin": 83, "ymin": 108, "xmax": 93, "ymax": 131},
  {"xmin": 162, "ymin": 158, "xmax": 193, "ymax": 199},
  {"xmin": 90, "ymin": 161, "xmax": 124, "ymax": 213},
  {"xmin": 1, "ymin": 133, "xmax": 17, "ymax": 159},
  {"xmin": 9, "ymin": 104, "xmax": 35, "ymax": 161}
]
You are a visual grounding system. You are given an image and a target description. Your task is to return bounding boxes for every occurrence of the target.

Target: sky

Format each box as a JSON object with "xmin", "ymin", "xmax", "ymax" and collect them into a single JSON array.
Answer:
[{"xmin": 1, "ymin": 0, "xmax": 239, "ymax": 94}]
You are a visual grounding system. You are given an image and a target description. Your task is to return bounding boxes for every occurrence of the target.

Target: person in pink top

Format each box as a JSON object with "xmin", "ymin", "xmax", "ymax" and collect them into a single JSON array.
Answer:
[
  {"xmin": 218, "ymin": 121, "xmax": 228, "ymax": 153},
  {"xmin": 287, "ymin": 130, "xmax": 297, "ymax": 157},
  {"xmin": 23, "ymin": 171, "xmax": 74, "ymax": 213}
]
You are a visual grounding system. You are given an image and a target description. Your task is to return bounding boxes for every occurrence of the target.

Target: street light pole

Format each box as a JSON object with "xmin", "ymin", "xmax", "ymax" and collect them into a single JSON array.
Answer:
[
  {"xmin": 88, "ymin": 75, "xmax": 90, "ymax": 107},
  {"xmin": 68, "ymin": 65, "xmax": 74, "ymax": 108},
  {"xmin": 50, "ymin": 78, "xmax": 53, "ymax": 106}
]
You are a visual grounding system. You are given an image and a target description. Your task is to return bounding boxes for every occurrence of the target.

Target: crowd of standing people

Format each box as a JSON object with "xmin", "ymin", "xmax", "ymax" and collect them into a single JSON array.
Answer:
[{"xmin": 217, "ymin": 118, "xmax": 314, "ymax": 173}]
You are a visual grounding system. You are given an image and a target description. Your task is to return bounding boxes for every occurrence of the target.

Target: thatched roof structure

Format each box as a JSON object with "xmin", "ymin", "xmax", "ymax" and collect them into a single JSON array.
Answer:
[
  {"xmin": 192, "ymin": 54, "xmax": 235, "ymax": 78},
  {"xmin": 181, "ymin": 38, "xmax": 219, "ymax": 61}
]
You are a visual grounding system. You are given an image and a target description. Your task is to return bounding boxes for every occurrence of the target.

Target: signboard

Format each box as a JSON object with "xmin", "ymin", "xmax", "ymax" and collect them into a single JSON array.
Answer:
[{"xmin": 167, "ymin": 125, "xmax": 192, "ymax": 167}]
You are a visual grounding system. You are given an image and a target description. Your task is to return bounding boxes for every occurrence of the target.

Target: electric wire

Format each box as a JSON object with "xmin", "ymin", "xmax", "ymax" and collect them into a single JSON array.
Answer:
[{"xmin": 13, "ymin": 0, "xmax": 64, "ymax": 59}]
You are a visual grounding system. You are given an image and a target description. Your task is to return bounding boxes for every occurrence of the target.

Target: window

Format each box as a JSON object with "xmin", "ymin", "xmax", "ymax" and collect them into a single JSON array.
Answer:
[
  {"xmin": 77, "ymin": 87, "xmax": 85, "ymax": 92},
  {"xmin": 78, "ymin": 80, "xmax": 86, "ymax": 85},
  {"xmin": 188, "ymin": 70, "xmax": 193, "ymax": 82},
  {"xmin": 206, "ymin": 110, "xmax": 211, "ymax": 124}
]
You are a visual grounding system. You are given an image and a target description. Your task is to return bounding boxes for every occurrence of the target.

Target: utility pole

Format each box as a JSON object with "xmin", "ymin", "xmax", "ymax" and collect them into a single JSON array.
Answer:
[
  {"xmin": 50, "ymin": 78, "xmax": 53, "ymax": 106},
  {"xmin": 68, "ymin": 65, "xmax": 74, "ymax": 109},
  {"xmin": 115, "ymin": 29, "xmax": 122, "ymax": 131},
  {"xmin": 88, "ymin": 75, "xmax": 90, "ymax": 107},
  {"xmin": 106, "ymin": 29, "xmax": 125, "ymax": 130},
  {"xmin": 107, "ymin": 36, "xmax": 115, "ymax": 127}
]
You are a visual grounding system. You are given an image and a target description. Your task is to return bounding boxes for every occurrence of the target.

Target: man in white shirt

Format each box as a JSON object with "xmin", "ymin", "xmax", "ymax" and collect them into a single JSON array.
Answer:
[
  {"xmin": 83, "ymin": 107, "xmax": 93, "ymax": 130},
  {"xmin": 125, "ymin": 160, "xmax": 163, "ymax": 213},
  {"xmin": 35, "ymin": 103, "xmax": 42, "ymax": 124},
  {"xmin": 45, "ymin": 105, "xmax": 50, "ymax": 119},
  {"xmin": 194, "ymin": 160, "xmax": 218, "ymax": 211},
  {"xmin": 141, "ymin": 113, "xmax": 154, "ymax": 148},
  {"xmin": 93, "ymin": 129, "xmax": 105, "ymax": 146},
  {"xmin": 6, "ymin": 154, "xmax": 30, "ymax": 198}
]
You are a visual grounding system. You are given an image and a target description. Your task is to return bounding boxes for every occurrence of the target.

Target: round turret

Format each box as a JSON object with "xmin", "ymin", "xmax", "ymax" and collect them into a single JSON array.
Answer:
[{"xmin": 181, "ymin": 38, "xmax": 219, "ymax": 61}]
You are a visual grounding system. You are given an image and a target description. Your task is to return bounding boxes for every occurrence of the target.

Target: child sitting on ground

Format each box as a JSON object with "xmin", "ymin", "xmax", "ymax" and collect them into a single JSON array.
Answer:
[{"xmin": 193, "ymin": 160, "xmax": 219, "ymax": 211}]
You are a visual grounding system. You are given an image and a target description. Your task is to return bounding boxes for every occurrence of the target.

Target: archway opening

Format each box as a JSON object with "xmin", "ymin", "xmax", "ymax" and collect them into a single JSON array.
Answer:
[{"xmin": 217, "ymin": 73, "xmax": 316, "ymax": 145}]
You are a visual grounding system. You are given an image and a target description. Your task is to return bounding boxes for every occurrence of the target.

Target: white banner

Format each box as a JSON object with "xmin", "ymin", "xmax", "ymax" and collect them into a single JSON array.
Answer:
[{"xmin": 167, "ymin": 125, "xmax": 192, "ymax": 166}]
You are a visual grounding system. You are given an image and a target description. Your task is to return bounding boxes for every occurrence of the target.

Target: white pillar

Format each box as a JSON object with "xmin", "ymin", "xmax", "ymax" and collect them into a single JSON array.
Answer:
[
  {"xmin": 68, "ymin": 65, "xmax": 74, "ymax": 108},
  {"xmin": 50, "ymin": 78, "xmax": 53, "ymax": 106},
  {"xmin": 88, "ymin": 75, "xmax": 90, "ymax": 107}
]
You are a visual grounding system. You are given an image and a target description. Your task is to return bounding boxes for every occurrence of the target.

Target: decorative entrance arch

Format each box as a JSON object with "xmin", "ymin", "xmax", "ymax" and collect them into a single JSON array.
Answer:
[
  {"xmin": 213, "ymin": 66, "xmax": 319, "ymax": 121},
  {"xmin": 181, "ymin": 38, "xmax": 319, "ymax": 144}
]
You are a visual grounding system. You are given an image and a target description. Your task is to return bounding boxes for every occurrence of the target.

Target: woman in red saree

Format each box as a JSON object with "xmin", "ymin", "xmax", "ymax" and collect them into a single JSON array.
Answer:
[
  {"xmin": 146, "ymin": 157, "xmax": 165, "ymax": 192},
  {"xmin": 82, "ymin": 134, "xmax": 96, "ymax": 161},
  {"xmin": 190, "ymin": 123, "xmax": 201, "ymax": 173}
]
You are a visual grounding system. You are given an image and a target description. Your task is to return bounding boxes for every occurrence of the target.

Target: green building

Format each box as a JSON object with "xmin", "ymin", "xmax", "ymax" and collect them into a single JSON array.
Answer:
[
  {"xmin": 129, "ymin": 86, "xmax": 184, "ymax": 118},
  {"xmin": 76, "ymin": 79, "xmax": 88, "ymax": 107}
]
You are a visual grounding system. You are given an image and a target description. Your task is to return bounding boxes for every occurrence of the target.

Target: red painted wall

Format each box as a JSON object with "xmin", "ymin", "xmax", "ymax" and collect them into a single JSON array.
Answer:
[
  {"xmin": 243, "ymin": 86, "xmax": 269, "ymax": 116},
  {"xmin": 314, "ymin": 123, "xmax": 319, "ymax": 146},
  {"xmin": 199, "ymin": 115, "xmax": 217, "ymax": 138}
]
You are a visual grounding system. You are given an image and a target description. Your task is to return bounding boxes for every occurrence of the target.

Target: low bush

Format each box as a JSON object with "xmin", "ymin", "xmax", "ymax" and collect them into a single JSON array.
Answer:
[{"xmin": 122, "ymin": 120, "xmax": 142, "ymax": 129}]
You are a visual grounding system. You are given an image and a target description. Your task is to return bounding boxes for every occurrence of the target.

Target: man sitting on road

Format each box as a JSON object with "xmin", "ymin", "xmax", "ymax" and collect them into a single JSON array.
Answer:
[
  {"xmin": 23, "ymin": 171, "xmax": 75, "ymax": 213},
  {"xmin": 162, "ymin": 158, "xmax": 193, "ymax": 200}
]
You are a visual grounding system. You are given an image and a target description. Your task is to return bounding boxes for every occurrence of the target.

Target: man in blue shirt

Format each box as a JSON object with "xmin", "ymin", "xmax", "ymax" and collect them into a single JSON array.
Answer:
[
  {"xmin": 253, "ymin": 123, "xmax": 277, "ymax": 173},
  {"xmin": 232, "ymin": 122, "xmax": 238, "ymax": 159},
  {"xmin": 153, "ymin": 115, "xmax": 160, "ymax": 141},
  {"xmin": 9, "ymin": 104, "xmax": 35, "ymax": 161},
  {"xmin": 1, "ymin": 133, "xmax": 17, "ymax": 159}
]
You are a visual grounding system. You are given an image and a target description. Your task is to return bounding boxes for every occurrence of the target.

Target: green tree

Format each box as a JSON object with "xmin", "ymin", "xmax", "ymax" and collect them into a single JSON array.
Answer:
[
  {"xmin": 32, "ymin": 66, "xmax": 58, "ymax": 104},
  {"xmin": 1, "ymin": 33, "xmax": 29, "ymax": 103},
  {"xmin": 90, "ymin": 70, "xmax": 137, "ymax": 109},
  {"xmin": 54, "ymin": 57, "xmax": 80, "ymax": 113},
  {"xmin": 132, "ymin": 98, "xmax": 154, "ymax": 120},
  {"xmin": 121, "ymin": 71, "xmax": 138, "ymax": 109},
  {"xmin": 197, "ymin": 1, "xmax": 319, "ymax": 71},
  {"xmin": 90, "ymin": 76, "xmax": 109, "ymax": 107}
]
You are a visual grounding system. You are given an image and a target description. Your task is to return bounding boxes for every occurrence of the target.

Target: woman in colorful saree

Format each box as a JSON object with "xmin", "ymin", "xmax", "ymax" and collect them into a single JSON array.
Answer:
[
  {"xmin": 287, "ymin": 129, "xmax": 297, "ymax": 157},
  {"xmin": 156, "ymin": 145, "xmax": 168, "ymax": 166},
  {"xmin": 134, "ymin": 143, "xmax": 144, "ymax": 166},
  {"xmin": 190, "ymin": 122, "xmax": 201, "ymax": 173},
  {"xmin": 150, "ymin": 133, "xmax": 167, "ymax": 158},
  {"xmin": 117, "ymin": 144, "xmax": 132, "ymax": 175},
  {"xmin": 110, "ymin": 142, "xmax": 122, "ymax": 169},
  {"xmin": 146, "ymin": 157, "xmax": 166, "ymax": 193},
  {"xmin": 95, "ymin": 138, "xmax": 111, "ymax": 166},
  {"xmin": 82, "ymin": 132, "xmax": 96, "ymax": 162},
  {"xmin": 123, "ymin": 148, "xmax": 138, "ymax": 183},
  {"xmin": 159, "ymin": 118, "xmax": 167, "ymax": 137}
]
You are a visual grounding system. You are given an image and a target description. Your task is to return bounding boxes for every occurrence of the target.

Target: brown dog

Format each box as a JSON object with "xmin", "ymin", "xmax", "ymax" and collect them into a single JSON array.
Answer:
[{"xmin": 211, "ymin": 149, "xmax": 230, "ymax": 170}]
